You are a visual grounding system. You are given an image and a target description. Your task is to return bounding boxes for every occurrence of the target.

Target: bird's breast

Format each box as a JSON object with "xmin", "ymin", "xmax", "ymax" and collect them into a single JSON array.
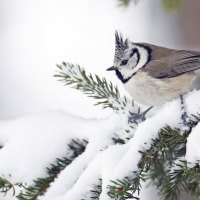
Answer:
[{"xmin": 123, "ymin": 71, "xmax": 197, "ymax": 106}]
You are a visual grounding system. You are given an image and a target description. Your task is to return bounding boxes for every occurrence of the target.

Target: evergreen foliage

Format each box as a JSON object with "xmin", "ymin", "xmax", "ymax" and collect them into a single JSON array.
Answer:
[
  {"xmin": 1, "ymin": 62, "xmax": 200, "ymax": 200},
  {"xmin": 160, "ymin": 160, "xmax": 200, "ymax": 200},
  {"xmin": 117, "ymin": 0, "xmax": 139, "ymax": 7},
  {"xmin": 55, "ymin": 62, "xmax": 134, "ymax": 112},
  {"xmin": 0, "ymin": 177, "xmax": 24, "ymax": 196},
  {"xmin": 56, "ymin": 62, "xmax": 152, "ymax": 146},
  {"xmin": 56, "ymin": 62, "xmax": 200, "ymax": 200},
  {"xmin": 117, "ymin": 0, "xmax": 183, "ymax": 11},
  {"xmin": 16, "ymin": 139, "xmax": 88, "ymax": 200},
  {"xmin": 57, "ymin": 63, "xmax": 200, "ymax": 200},
  {"xmin": 85, "ymin": 179, "xmax": 102, "ymax": 200},
  {"xmin": 108, "ymin": 116, "xmax": 200, "ymax": 200}
]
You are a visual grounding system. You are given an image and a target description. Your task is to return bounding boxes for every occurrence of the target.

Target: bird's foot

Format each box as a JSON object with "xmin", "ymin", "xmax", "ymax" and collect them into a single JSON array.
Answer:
[
  {"xmin": 181, "ymin": 111, "xmax": 192, "ymax": 131},
  {"xmin": 180, "ymin": 95, "xmax": 192, "ymax": 131},
  {"xmin": 128, "ymin": 106, "xmax": 153, "ymax": 124},
  {"xmin": 182, "ymin": 111, "xmax": 189, "ymax": 126}
]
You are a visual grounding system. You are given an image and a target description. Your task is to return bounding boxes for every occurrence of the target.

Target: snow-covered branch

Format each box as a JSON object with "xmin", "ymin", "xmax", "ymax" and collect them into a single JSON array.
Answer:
[
  {"xmin": 55, "ymin": 62, "xmax": 139, "ymax": 116},
  {"xmin": 1, "ymin": 63, "xmax": 200, "ymax": 200}
]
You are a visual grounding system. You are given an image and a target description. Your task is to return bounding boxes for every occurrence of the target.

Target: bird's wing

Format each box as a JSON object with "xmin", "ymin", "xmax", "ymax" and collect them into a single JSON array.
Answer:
[{"xmin": 145, "ymin": 50, "xmax": 200, "ymax": 79}]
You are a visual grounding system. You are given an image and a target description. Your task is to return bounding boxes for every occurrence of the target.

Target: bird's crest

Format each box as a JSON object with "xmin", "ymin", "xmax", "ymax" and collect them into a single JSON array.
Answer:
[{"xmin": 115, "ymin": 31, "xmax": 128, "ymax": 59}]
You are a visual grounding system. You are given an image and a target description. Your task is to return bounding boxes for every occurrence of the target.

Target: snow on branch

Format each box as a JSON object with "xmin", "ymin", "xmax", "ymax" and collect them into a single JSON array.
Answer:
[
  {"xmin": 1, "ymin": 63, "xmax": 200, "ymax": 200},
  {"xmin": 160, "ymin": 159, "xmax": 200, "ymax": 200},
  {"xmin": 0, "ymin": 177, "xmax": 24, "ymax": 197},
  {"xmin": 108, "ymin": 107, "xmax": 200, "ymax": 200},
  {"xmin": 17, "ymin": 139, "xmax": 88, "ymax": 200},
  {"xmin": 55, "ymin": 62, "xmax": 138, "ymax": 115}
]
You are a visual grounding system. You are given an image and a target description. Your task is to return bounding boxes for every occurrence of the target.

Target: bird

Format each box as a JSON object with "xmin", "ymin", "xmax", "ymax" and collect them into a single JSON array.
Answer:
[{"xmin": 107, "ymin": 31, "xmax": 200, "ymax": 123}]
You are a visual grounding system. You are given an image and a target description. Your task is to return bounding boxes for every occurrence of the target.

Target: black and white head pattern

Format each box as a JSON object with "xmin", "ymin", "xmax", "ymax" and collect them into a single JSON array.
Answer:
[{"xmin": 114, "ymin": 31, "xmax": 151, "ymax": 83}]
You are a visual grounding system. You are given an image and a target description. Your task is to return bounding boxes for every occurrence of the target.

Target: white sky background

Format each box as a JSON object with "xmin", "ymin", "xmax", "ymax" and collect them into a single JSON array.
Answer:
[{"xmin": 0, "ymin": 0, "xmax": 183, "ymax": 119}]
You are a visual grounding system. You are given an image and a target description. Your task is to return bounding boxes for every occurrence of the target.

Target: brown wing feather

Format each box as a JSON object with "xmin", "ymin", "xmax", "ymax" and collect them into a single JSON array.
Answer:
[{"xmin": 144, "ymin": 50, "xmax": 200, "ymax": 79}]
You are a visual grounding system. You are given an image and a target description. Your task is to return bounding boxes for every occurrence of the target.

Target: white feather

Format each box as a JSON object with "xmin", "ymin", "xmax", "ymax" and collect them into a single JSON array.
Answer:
[{"xmin": 131, "ymin": 44, "xmax": 149, "ymax": 73}]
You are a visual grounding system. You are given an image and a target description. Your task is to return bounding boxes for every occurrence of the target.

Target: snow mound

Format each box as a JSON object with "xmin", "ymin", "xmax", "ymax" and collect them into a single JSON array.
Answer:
[{"xmin": 0, "ymin": 90, "xmax": 200, "ymax": 200}]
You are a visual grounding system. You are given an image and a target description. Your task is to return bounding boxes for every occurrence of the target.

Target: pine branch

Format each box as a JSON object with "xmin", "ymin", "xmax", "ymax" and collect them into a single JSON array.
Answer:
[
  {"xmin": 117, "ymin": 0, "xmax": 139, "ymax": 6},
  {"xmin": 0, "ymin": 177, "xmax": 24, "ymax": 196},
  {"xmin": 160, "ymin": 160, "xmax": 200, "ymax": 200},
  {"xmin": 162, "ymin": 0, "xmax": 182, "ymax": 11},
  {"xmin": 107, "ymin": 113, "xmax": 200, "ymax": 200},
  {"xmin": 139, "ymin": 126, "xmax": 187, "ymax": 168},
  {"xmin": 0, "ymin": 177, "xmax": 14, "ymax": 195},
  {"xmin": 108, "ymin": 176, "xmax": 142, "ymax": 199},
  {"xmin": 108, "ymin": 126, "xmax": 186, "ymax": 199},
  {"xmin": 55, "ymin": 62, "xmax": 138, "ymax": 115},
  {"xmin": 17, "ymin": 138, "xmax": 88, "ymax": 200},
  {"xmin": 81, "ymin": 178, "xmax": 102, "ymax": 200},
  {"xmin": 147, "ymin": 115, "xmax": 200, "ymax": 194},
  {"xmin": 117, "ymin": 0, "xmax": 182, "ymax": 11},
  {"xmin": 55, "ymin": 62, "xmax": 200, "ymax": 200}
]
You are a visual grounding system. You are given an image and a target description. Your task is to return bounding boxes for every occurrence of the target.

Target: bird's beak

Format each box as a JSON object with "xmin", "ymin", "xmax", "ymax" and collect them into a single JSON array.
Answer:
[{"xmin": 106, "ymin": 66, "xmax": 116, "ymax": 71}]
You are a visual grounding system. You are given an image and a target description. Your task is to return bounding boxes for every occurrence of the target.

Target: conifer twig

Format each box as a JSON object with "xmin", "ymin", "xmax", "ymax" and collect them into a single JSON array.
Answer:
[
  {"xmin": 55, "ymin": 62, "xmax": 138, "ymax": 115},
  {"xmin": 0, "ymin": 177, "xmax": 25, "ymax": 196},
  {"xmin": 108, "ymin": 114, "xmax": 200, "ymax": 200},
  {"xmin": 17, "ymin": 139, "xmax": 88, "ymax": 200}
]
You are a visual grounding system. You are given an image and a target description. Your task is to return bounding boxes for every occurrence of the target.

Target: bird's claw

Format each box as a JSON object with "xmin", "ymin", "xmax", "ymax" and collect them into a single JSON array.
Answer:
[
  {"xmin": 180, "ymin": 95, "xmax": 192, "ymax": 129},
  {"xmin": 181, "ymin": 111, "xmax": 192, "ymax": 129},
  {"xmin": 128, "ymin": 106, "xmax": 153, "ymax": 124}
]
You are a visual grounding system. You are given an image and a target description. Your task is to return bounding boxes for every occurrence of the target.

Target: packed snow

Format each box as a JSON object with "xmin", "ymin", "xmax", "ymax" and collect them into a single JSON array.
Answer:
[
  {"xmin": 0, "ymin": 0, "xmax": 193, "ymax": 199},
  {"xmin": 0, "ymin": 89, "xmax": 199, "ymax": 200},
  {"xmin": 186, "ymin": 123, "xmax": 200, "ymax": 164}
]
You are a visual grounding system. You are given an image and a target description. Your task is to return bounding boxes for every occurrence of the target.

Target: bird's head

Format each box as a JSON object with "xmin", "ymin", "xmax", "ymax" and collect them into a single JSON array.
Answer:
[{"xmin": 107, "ymin": 31, "xmax": 150, "ymax": 83}]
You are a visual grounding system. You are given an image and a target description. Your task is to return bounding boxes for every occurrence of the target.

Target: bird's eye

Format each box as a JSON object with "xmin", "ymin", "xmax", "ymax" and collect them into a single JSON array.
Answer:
[{"xmin": 121, "ymin": 60, "xmax": 128, "ymax": 66}]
